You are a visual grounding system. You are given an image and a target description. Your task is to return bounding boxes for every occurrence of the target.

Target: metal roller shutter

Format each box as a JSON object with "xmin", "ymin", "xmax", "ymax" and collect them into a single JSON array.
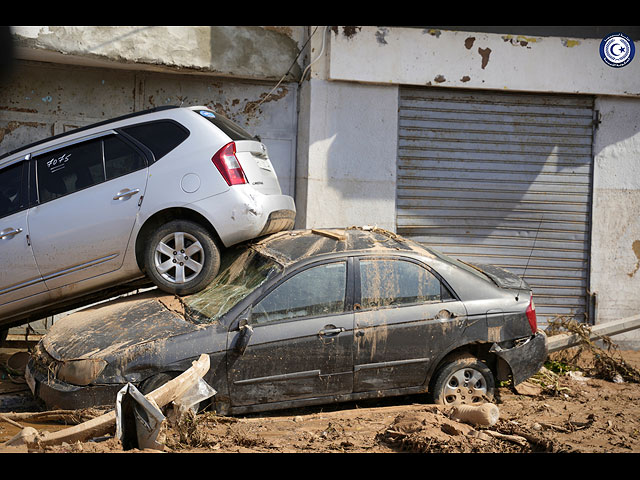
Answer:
[{"xmin": 396, "ymin": 87, "xmax": 595, "ymax": 324}]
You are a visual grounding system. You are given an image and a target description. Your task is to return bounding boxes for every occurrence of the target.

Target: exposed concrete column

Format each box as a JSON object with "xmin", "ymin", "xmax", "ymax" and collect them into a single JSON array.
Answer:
[
  {"xmin": 590, "ymin": 96, "xmax": 640, "ymax": 347},
  {"xmin": 295, "ymin": 27, "xmax": 399, "ymax": 231}
]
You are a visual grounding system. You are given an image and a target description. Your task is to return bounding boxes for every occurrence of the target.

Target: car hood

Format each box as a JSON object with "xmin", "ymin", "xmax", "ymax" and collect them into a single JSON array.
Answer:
[{"xmin": 42, "ymin": 291, "xmax": 202, "ymax": 362}]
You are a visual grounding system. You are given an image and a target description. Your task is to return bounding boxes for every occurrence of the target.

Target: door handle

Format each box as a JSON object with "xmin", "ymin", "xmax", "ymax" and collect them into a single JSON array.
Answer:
[
  {"xmin": 0, "ymin": 228, "xmax": 23, "ymax": 240},
  {"xmin": 318, "ymin": 326, "xmax": 345, "ymax": 336},
  {"xmin": 113, "ymin": 188, "xmax": 140, "ymax": 200}
]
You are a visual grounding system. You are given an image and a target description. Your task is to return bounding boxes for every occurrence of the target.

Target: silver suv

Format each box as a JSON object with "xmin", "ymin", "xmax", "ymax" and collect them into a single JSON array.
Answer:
[{"xmin": 0, "ymin": 106, "xmax": 295, "ymax": 332}]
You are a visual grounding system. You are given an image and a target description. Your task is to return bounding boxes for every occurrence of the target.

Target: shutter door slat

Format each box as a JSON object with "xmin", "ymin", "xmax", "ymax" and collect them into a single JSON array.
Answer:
[{"xmin": 397, "ymin": 88, "xmax": 594, "ymax": 323}]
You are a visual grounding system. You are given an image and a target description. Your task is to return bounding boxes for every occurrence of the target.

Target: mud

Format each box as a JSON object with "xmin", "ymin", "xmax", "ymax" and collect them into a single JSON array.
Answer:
[{"xmin": 2, "ymin": 348, "xmax": 640, "ymax": 453}]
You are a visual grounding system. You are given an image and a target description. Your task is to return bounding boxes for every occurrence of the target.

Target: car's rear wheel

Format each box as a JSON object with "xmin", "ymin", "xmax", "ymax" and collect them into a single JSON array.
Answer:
[
  {"xmin": 430, "ymin": 355, "xmax": 495, "ymax": 406},
  {"xmin": 144, "ymin": 220, "xmax": 220, "ymax": 295}
]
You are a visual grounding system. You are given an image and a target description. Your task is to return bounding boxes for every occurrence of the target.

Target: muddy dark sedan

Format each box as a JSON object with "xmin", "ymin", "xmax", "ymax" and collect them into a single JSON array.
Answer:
[{"xmin": 26, "ymin": 227, "xmax": 547, "ymax": 413}]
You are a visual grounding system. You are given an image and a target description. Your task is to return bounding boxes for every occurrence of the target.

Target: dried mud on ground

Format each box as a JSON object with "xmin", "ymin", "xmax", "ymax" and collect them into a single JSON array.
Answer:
[{"xmin": 2, "ymin": 349, "xmax": 640, "ymax": 454}]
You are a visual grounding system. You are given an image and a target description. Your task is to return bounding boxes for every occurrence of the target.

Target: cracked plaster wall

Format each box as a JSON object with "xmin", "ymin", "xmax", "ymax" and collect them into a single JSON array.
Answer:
[{"xmin": 11, "ymin": 26, "xmax": 303, "ymax": 81}]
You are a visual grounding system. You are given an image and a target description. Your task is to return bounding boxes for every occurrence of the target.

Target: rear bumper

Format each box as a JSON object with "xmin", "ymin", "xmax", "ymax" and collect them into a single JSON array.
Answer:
[
  {"xmin": 490, "ymin": 330, "xmax": 548, "ymax": 385},
  {"xmin": 189, "ymin": 186, "xmax": 296, "ymax": 247}
]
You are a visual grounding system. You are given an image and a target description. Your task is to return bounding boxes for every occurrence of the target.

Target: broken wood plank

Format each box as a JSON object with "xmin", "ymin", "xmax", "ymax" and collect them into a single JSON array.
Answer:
[
  {"xmin": 3, "ymin": 354, "xmax": 210, "ymax": 449},
  {"xmin": 0, "ymin": 413, "xmax": 24, "ymax": 429},
  {"xmin": 311, "ymin": 229, "xmax": 346, "ymax": 241},
  {"xmin": 0, "ymin": 408, "xmax": 108, "ymax": 425}
]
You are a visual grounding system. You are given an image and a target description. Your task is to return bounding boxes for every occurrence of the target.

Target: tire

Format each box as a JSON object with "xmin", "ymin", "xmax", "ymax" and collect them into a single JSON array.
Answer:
[
  {"xmin": 144, "ymin": 220, "xmax": 220, "ymax": 295},
  {"xmin": 140, "ymin": 372, "xmax": 179, "ymax": 396},
  {"xmin": 430, "ymin": 355, "xmax": 495, "ymax": 406}
]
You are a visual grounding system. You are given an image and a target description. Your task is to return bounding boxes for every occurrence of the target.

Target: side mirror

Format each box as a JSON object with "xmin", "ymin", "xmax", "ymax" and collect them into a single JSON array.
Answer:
[{"xmin": 234, "ymin": 317, "xmax": 254, "ymax": 355}]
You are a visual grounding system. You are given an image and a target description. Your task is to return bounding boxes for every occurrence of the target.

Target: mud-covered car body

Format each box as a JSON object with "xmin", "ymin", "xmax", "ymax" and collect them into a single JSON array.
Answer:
[{"xmin": 26, "ymin": 228, "xmax": 547, "ymax": 413}]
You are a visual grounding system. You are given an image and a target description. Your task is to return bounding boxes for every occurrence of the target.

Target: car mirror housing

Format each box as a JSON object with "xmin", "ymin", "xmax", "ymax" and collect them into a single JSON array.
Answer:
[{"xmin": 235, "ymin": 322, "xmax": 254, "ymax": 356}]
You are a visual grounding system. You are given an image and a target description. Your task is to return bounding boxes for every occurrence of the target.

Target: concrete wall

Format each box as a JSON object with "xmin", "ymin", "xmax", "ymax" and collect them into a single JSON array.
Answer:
[
  {"xmin": 327, "ymin": 26, "xmax": 640, "ymax": 96},
  {"xmin": 591, "ymin": 96, "xmax": 640, "ymax": 347},
  {"xmin": 296, "ymin": 79, "xmax": 398, "ymax": 230},
  {"xmin": 11, "ymin": 26, "xmax": 304, "ymax": 81}
]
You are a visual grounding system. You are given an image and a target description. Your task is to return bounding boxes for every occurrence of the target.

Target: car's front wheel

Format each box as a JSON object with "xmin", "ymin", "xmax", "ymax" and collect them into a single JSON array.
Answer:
[
  {"xmin": 430, "ymin": 355, "xmax": 495, "ymax": 406},
  {"xmin": 144, "ymin": 220, "xmax": 220, "ymax": 295}
]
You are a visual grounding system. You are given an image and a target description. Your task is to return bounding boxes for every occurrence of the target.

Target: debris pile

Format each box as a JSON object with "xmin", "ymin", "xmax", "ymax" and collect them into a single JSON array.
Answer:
[
  {"xmin": 1, "ymin": 354, "xmax": 213, "ymax": 452},
  {"xmin": 546, "ymin": 317, "xmax": 640, "ymax": 384},
  {"xmin": 376, "ymin": 403, "xmax": 558, "ymax": 453}
]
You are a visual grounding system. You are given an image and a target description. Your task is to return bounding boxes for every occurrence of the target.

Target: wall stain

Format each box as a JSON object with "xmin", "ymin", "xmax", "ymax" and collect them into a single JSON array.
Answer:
[
  {"xmin": 464, "ymin": 37, "xmax": 475, "ymax": 50},
  {"xmin": 629, "ymin": 240, "xmax": 640, "ymax": 278},
  {"xmin": 478, "ymin": 47, "xmax": 491, "ymax": 69},
  {"xmin": 375, "ymin": 27, "xmax": 389, "ymax": 45},
  {"xmin": 0, "ymin": 120, "xmax": 40, "ymax": 147},
  {"xmin": 562, "ymin": 39, "xmax": 581, "ymax": 48},
  {"xmin": 333, "ymin": 26, "xmax": 361, "ymax": 39},
  {"xmin": 434, "ymin": 75, "xmax": 446, "ymax": 83},
  {"xmin": 502, "ymin": 35, "xmax": 538, "ymax": 48},
  {"xmin": 460, "ymin": 75, "xmax": 471, "ymax": 83}
]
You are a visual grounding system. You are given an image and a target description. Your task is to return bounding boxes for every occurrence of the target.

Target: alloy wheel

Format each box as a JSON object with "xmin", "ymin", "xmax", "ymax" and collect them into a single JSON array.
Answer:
[{"xmin": 153, "ymin": 231, "xmax": 204, "ymax": 284}]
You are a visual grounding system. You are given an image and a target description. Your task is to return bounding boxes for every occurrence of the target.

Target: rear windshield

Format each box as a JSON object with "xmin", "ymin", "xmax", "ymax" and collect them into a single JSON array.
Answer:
[
  {"xmin": 195, "ymin": 110, "xmax": 257, "ymax": 141},
  {"xmin": 424, "ymin": 246, "xmax": 494, "ymax": 283},
  {"xmin": 184, "ymin": 247, "xmax": 281, "ymax": 324}
]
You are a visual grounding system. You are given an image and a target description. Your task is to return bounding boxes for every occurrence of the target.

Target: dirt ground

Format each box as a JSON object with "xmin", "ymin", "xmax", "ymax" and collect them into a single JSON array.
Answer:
[{"xmin": 2, "ymin": 345, "xmax": 640, "ymax": 454}]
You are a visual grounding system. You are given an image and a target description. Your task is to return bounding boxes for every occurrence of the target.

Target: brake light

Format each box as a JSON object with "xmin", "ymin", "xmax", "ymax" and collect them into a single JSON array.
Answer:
[
  {"xmin": 526, "ymin": 298, "xmax": 537, "ymax": 333},
  {"xmin": 212, "ymin": 142, "xmax": 247, "ymax": 186}
]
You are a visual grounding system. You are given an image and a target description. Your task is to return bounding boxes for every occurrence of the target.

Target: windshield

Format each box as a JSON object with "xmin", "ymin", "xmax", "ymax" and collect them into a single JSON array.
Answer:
[{"xmin": 184, "ymin": 247, "xmax": 281, "ymax": 324}]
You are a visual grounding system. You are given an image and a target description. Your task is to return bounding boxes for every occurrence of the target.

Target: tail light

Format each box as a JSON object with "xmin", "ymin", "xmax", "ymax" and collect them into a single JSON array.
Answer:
[
  {"xmin": 526, "ymin": 298, "xmax": 537, "ymax": 333},
  {"xmin": 212, "ymin": 142, "xmax": 247, "ymax": 186}
]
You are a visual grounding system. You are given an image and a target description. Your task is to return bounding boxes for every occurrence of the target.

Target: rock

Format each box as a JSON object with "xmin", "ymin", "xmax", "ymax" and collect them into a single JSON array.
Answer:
[{"xmin": 514, "ymin": 381, "xmax": 543, "ymax": 396}]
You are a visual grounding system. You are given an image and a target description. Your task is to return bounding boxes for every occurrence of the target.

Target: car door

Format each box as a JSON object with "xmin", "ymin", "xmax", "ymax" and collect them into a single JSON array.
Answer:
[
  {"xmin": 227, "ymin": 260, "xmax": 354, "ymax": 408},
  {"xmin": 353, "ymin": 256, "xmax": 467, "ymax": 393},
  {"xmin": 0, "ymin": 160, "xmax": 48, "ymax": 312},
  {"xmin": 27, "ymin": 133, "xmax": 148, "ymax": 290}
]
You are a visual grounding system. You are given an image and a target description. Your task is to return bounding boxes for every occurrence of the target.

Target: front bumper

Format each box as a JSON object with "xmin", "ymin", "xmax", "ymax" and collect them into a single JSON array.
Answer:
[
  {"xmin": 25, "ymin": 358, "xmax": 124, "ymax": 410},
  {"xmin": 490, "ymin": 330, "xmax": 548, "ymax": 385}
]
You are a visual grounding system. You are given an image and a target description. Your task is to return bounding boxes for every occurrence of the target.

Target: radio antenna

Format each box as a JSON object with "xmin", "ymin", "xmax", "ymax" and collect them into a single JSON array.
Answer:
[{"xmin": 516, "ymin": 214, "xmax": 544, "ymax": 301}]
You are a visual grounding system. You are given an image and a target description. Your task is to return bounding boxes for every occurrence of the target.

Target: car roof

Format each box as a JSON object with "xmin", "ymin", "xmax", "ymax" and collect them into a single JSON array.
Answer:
[{"xmin": 249, "ymin": 227, "xmax": 435, "ymax": 267}]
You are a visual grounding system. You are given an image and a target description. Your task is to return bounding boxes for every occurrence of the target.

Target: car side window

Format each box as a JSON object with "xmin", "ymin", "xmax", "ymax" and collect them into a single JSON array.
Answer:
[
  {"xmin": 121, "ymin": 121, "xmax": 189, "ymax": 161},
  {"xmin": 359, "ymin": 258, "xmax": 453, "ymax": 310},
  {"xmin": 35, "ymin": 139, "xmax": 105, "ymax": 204},
  {"xmin": 251, "ymin": 262, "xmax": 347, "ymax": 325},
  {"xmin": 104, "ymin": 136, "xmax": 146, "ymax": 180},
  {"xmin": 0, "ymin": 162, "xmax": 25, "ymax": 219}
]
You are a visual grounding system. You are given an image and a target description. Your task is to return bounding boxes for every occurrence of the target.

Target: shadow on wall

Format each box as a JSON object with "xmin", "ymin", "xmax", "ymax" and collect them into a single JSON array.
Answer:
[{"xmin": 0, "ymin": 26, "xmax": 14, "ymax": 83}]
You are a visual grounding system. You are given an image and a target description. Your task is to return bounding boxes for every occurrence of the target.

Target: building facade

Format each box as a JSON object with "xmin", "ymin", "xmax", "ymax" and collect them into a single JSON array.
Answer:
[{"xmin": 2, "ymin": 26, "xmax": 640, "ymax": 346}]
